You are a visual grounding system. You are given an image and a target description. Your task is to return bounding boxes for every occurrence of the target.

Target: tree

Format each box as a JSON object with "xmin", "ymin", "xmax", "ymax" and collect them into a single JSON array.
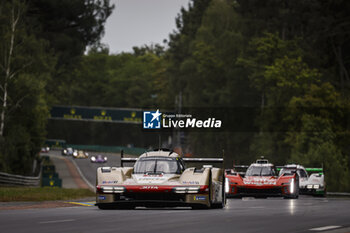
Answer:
[
  {"xmin": 285, "ymin": 83, "xmax": 350, "ymax": 191},
  {"xmin": 0, "ymin": 0, "xmax": 55, "ymax": 174},
  {"xmin": 167, "ymin": 0, "xmax": 212, "ymax": 104},
  {"xmin": 26, "ymin": 0, "xmax": 114, "ymax": 104},
  {"xmin": 0, "ymin": 0, "xmax": 29, "ymax": 137}
]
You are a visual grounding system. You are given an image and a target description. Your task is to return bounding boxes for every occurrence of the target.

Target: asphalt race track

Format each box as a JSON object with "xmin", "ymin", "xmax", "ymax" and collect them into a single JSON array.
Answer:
[
  {"xmin": 2, "ymin": 151, "xmax": 349, "ymax": 233},
  {"xmin": 49, "ymin": 150, "xmax": 123, "ymax": 188},
  {"xmin": 1, "ymin": 196, "xmax": 350, "ymax": 233}
]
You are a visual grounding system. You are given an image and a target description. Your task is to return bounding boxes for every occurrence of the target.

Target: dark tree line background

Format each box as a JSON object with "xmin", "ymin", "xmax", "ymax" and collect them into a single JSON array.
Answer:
[
  {"xmin": 0, "ymin": 0, "xmax": 349, "ymax": 191},
  {"xmin": 0, "ymin": 0, "xmax": 113, "ymax": 175}
]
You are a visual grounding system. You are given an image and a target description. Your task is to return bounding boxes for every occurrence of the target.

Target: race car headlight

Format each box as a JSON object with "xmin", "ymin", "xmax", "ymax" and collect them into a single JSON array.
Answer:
[
  {"xmin": 307, "ymin": 184, "xmax": 313, "ymax": 189},
  {"xmin": 73, "ymin": 152, "xmax": 78, "ymax": 156},
  {"xmin": 225, "ymin": 178, "xmax": 230, "ymax": 193},
  {"xmin": 102, "ymin": 186, "xmax": 113, "ymax": 193},
  {"xmin": 173, "ymin": 186, "xmax": 200, "ymax": 194},
  {"xmin": 63, "ymin": 149, "xmax": 67, "ymax": 154},
  {"xmin": 101, "ymin": 167, "xmax": 111, "ymax": 173},
  {"xmin": 101, "ymin": 186, "xmax": 125, "ymax": 193},
  {"xmin": 113, "ymin": 187, "xmax": 125, "ymax": 193},
  {"xmin": 104, "ymin": 157, "xmax": 107, "ymax": 161},
  {"xmin": 290, "ymin": 178, "xmax": 295, "ymax": 194},
  {"xmin": 313, "ymin": 184, "xmax": 320, "ymax": 189},
  {"xmin": 91, "ymin": 157, "xmax": 96, "ymax": 161}
]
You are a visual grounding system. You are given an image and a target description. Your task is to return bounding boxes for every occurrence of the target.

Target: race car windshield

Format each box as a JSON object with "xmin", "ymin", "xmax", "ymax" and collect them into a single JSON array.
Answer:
[
  {"xmin": 134, "ymin": 158, "xmax": 182, "ymax": 174},
  {"xmin": 246, "ymin": 166, "xmax": 276, "ymax": 176},
  {"xmin": 279, "ymin": 168, "xmax": 307, "ymax": 177},
  {"xmin": 297, "ymin": 169, "xmax": 308, "ymax": 178}
]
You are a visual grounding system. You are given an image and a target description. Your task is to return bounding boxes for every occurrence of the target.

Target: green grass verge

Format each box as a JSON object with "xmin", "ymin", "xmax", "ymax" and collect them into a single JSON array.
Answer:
[{"xmin": 0, "ymin": 187, "xmax": 95, "ymax": 202}]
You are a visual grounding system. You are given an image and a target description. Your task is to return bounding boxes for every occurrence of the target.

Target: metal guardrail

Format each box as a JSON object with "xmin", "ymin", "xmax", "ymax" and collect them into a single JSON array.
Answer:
[{"xmin": 0, "ymin": 169, "xmax": 41, "ymax": 187}]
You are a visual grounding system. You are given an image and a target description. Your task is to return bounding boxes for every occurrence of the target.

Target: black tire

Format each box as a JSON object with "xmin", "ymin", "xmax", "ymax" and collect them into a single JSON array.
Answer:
[
  {"xmin": 212, "ymin": 174, "xmax": 226, "ymax": 209},
  {"xmin": 293, "ymin": 178, "xmax": 299, "ymax": 199},
  {"xmin": 208, "ymin": 169, "xmax": 212, "ymax": 208},
  {"xmin": 319, "ymin": 186, "xmax": 327, "ymax": 197}
]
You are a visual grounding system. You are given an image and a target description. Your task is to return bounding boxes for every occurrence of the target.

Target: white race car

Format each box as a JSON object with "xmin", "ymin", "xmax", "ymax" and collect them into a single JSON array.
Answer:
[
  {"xmin": 95, "ymin": 149, "xmax": 226, "ymax": 209},
  {"xmin": 278, "ymin": 164, "xmax": 326, "ymax": 196}
]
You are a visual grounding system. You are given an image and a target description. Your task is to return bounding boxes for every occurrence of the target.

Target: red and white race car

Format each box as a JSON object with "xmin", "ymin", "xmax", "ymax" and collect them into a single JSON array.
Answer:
[{"xmin": 225, "ymin": 158, "xmax": 299, "ymax": 199}]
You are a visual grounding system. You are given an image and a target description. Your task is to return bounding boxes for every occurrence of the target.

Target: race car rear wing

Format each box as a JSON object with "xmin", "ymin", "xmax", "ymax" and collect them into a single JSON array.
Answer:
[
  {"xmin": 120, "ymin": 150, "xmax": 137, "ymax": 167},
  {"xmin": 182, "ymin": 158, "xmax": 223, "ymax": 163},
  {"xmin": 120, "ymin": 150, "xmax": 225, "ymax": 167},
  {"xmin": 121, "ymin": 158, "xmax": 224, "ymax": 167},
  {"xmin": 183, "ymin": 158, "xmax": 224, "ymax": 170},
  {"xmin": 225, "ymin": 165, "xmax": 249, "ymax": 176},
  {"xmin": 276, "ymin": 166, "xmax": 298, "ymax": 176},
  {"xmin": 121, "ymin": 157, "xmax": 138, "ymax": 166},
  {"xmin": 276, "ymin": 166, "xmax": 323, "ymax": 172},
  {"xmin": 276, "ymin": 166, "xmax": 287, "ymax": 171},
  {"xmin": 276, "ymin": 166, "xmax": 324, "ymax": 177},
  {"xmin": 305, "ymin": 168, "xmax": 323, "ymax": 173}
]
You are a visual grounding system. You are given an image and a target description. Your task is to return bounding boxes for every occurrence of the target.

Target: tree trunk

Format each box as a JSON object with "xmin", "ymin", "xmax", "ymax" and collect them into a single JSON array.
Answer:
[{"xmin": 0, "ymin": 4, "xmax": 19, "ymax": 137}]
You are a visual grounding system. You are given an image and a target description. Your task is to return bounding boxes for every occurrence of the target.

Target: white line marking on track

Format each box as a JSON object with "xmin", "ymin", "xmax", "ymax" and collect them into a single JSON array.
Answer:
[
  {"xmin": 39, "ymin": 219, "xmax": 76, "ymax": 224},
  {"xmin": 70, "ymin": 157, "xmax": 95, "ymax": 191},
  {"xmin": 309, "ymin": 225, "xmax": 341, "ymax": 231}
]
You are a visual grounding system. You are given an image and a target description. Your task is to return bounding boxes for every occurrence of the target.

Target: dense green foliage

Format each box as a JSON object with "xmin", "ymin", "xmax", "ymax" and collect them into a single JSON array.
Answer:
[
  {"xmin": 163, "ymin": 0, "xmax": 350, "ymax": 191},
  {"xmin": 59, "ymin": 45, "xmax": 169, "ymax": 108},
  {"xmin": 0, "ymin": 0, "xmax": 113, "ymax": 175}
]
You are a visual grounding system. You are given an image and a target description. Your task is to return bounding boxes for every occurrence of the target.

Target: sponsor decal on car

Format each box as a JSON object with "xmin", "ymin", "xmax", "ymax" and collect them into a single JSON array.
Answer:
[
  {"xmin": 138, "ymin": 177, "xmax": 165, "ymax": 181},
  {"xmin": 194, "ymin": 196, "xmax": 206, "ymax": 201},
  {"xmin": 143, "ymin": 174, "xmax": 163, "ymax": 177},
  {"xmin": 243, "ymin": 178, "xmax": 276, "ymax": 185},
  {"xmin": 182, "ymin": 181, "xmax": 200, "ymax": 185},
  {"xmin": 102, "ymin": 181, "xmax": 118, "ymax": 184},
  {"xmin": 98, "ymin": 196, "xmax": 106, "ymax": 200},
  {"xmin": 140, "ymin": 186, "xmax": 159, "ymax": 190}
]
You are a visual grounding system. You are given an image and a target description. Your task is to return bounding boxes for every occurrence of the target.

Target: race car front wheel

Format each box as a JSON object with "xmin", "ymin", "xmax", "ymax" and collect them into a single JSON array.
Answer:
[{"xmin": 211, "ymin": 173, "xmax": 226, "ymax": 209}]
